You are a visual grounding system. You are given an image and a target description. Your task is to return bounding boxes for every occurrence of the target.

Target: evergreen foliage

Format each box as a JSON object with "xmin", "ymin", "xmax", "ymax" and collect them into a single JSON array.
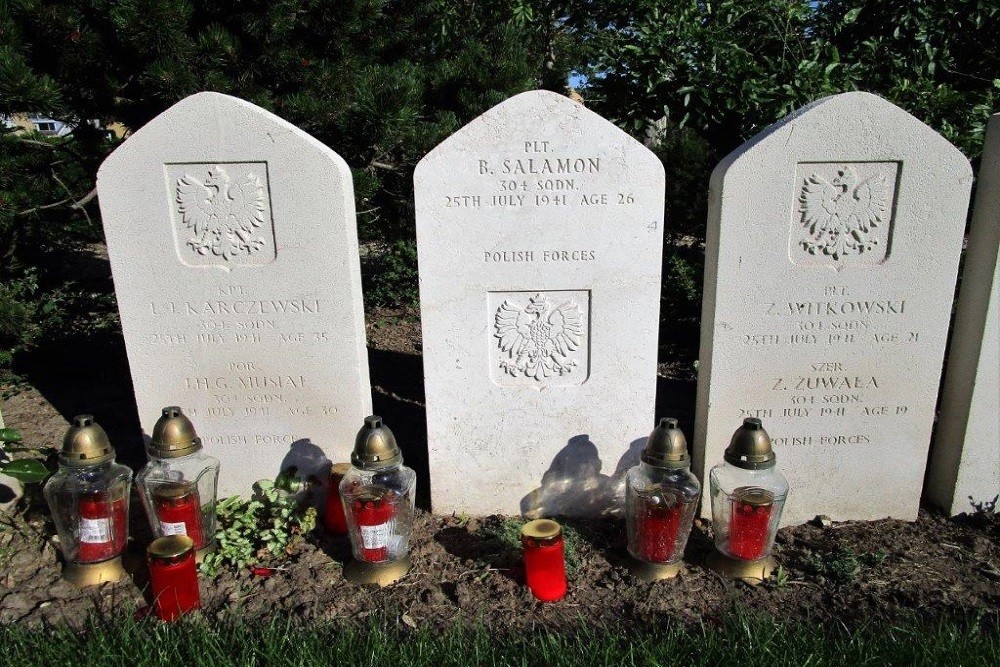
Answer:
[{"xmin": 1, "ymin": 1, "xmax": 997, "ymax": 370}]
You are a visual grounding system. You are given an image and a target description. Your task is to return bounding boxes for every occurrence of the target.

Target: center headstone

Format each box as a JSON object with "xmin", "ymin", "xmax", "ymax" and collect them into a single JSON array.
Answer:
[
  {"xmin": 98, "ymin": 92, "xmax": 372, "ymax": 495},
  {"xmin": 694, "ymin": 92, "xmax": 972, "ymax": 525},
  {"xmin": 415, "ymin": 90, "xmax": 665, "ymax": 517}
]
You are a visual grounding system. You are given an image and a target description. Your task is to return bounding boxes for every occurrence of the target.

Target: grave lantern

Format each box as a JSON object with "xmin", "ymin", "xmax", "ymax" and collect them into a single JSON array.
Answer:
[
  {"xmin": 707, "ymin": 418, "xmax": 788, "ymax": 582},
  {"xmin": 43, "ymin": 415, "xmax": 133, "ymax": 586},
  {"xmin": 624, "ymin": 418, "xmax": 700, "ymax": 580},
  {"xmin": 137, "ymin": 407, "xmax": 220, "ymax": 560},
  {"xmin": 340, "ymin": 416, "xmax": 416, "ymax": 586}
]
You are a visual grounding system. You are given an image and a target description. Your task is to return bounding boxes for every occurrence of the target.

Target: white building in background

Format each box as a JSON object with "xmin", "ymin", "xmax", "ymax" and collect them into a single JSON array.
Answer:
[{"xmin": 3, "ymin": 114, "xmax": 74, "ymax": 137}]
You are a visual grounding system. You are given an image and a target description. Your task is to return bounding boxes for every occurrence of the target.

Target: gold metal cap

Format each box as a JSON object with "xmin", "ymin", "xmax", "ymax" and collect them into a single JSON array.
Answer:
[
  {"xmin": 151, "ymin": 480, "xmax": 196, "ymax": 500},
  {"xmin": 521, "ymin": 518, "xmax": 562, "ymax": 540},
  {"xmin": 724, "ymin": 418, "xmax": 776, "ymax": 470},
  {"xmin": 147, "ymin": 535, "xmax": 195, "ymax": 560},
  {"xmin": 150, "ymin": 406, "xmax": 201, "ymax": 458},
  {"xmin": 60, "ymin": 415, "xmax": 115, "ymax": 467},
  {"xmin": 330, "ymin": 462, "xmax": 352, "ymax": 479},
  {"xmin": 734, "ymin": 486, "xmax": 775, "ymax": 508},
  {"xmin": 641, "ymin": 417, "xmax": 690, "ymax": 469},
  {"xmin": 351, "ymin": 416, "xmax": 402, "ymax": 471}
]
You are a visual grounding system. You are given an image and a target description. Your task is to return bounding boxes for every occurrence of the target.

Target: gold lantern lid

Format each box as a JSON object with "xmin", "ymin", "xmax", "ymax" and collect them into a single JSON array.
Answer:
[
  {"xmin": 521, "ymin": 518, "xmax": 562, "ymax": 540},
  {"xmin": 147, "ymin": 535, "xmax": 195, "ymax": 560},
  {"xmin": 351, "ymin": 416, "xmax": 402, "ymax": 471},
  {"xmin": 641, "ymin": 417, "xmax": 690, "ymax": 469},
  {"xmin": 150, "ymin": 406, "xmax": 201, "ymax": 458},
  {"xmin": 724, "ymin": 418, "xmax": 776, "ymax": 470},
  {"xmin": 60, "ymin": 415, "xmax": 115, "ymax": 467}
]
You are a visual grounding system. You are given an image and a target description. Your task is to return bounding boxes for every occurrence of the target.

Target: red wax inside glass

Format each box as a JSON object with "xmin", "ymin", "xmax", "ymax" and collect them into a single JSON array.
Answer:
[
  {"xmin": 77, "ymin": 492, "xmax": 127, "ymax": 563},
  {"xmin": 637, "ymin": 495, "xmax": 684, "ymax": 562},
  {"xmin": 324, "ymin": 470, "xmax": 349, "ymax": 535},
  {"xmin": 148, "ymin": 550, "xmax": 200, "ymax": 622},
  {"xmin": 728, "ymin": 492, "xmax": 774, "ymax": 560},
  {"xmin": 522, "ymin": 536, "xmax": 567, "ymax": 602},
  {"xmin": 351, "ymin": 490, "xmax": 396, "ymax": 562},
  {"xmin": 154, "ymin": 486, "xmax": 205, "ymax": 549}
]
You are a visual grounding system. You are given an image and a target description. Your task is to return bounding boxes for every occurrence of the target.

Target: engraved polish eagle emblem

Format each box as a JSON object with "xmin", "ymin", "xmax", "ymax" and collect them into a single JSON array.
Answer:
[
  {"xmin": 175, "ymin": 166, "xmax": 267, "ymax": 260},
  {"xmin": 798, "ymin": 165, "xmax": 889, "ymax": 260},
  {"xmin": 494, "ymin": 293, "xmax": 583, "ymax": 380}
]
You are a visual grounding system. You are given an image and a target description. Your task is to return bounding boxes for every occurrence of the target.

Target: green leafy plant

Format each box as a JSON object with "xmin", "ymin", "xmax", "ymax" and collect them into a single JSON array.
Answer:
[
  {"xmin": 807, "ymin": 547, "xmax": 887, "ymax": 584},
  {"xmin": 200, "ymin": 479, "xmax": 317, "ymax": 576},
  {"xmin": 480, "ymin": 517, "xmax": 582, "ymax": 572},
  {"xmin": 0, "ymin": 427, "xmax": 53, "ymax": 484}
]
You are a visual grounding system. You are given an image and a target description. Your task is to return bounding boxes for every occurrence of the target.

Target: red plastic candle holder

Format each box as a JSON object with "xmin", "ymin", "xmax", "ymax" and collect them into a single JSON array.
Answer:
[
  {"xmin": 152, "ymin": 482, "xmax": 205, "ymax": 549},
  {"xmin": 636, "ymin": 491, "xmax": 685, "ymax": 563},
  {"xmin": 521, "ymin": 519, "xmax": 567, "ymax": 602},
  {"xmin": 728, "ymin": 486, "xmax": 775, "ymax": 560},
  {"xmin": 148, "ymin": 536, "xmax": 200, "ymax": 622},
  {"xmin": 77, "ymin": 490, "xmax": 128, "ymax": 563},
  {"xmin": 350, "ymin": 486, "xmax": 397, "ymax": 563}
]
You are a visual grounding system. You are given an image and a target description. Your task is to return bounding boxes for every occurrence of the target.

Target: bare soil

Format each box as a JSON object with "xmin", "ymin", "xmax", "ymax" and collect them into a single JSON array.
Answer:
[{"xmin": 1, "ymin": 308, "xmax": 998, "ymax": 631}]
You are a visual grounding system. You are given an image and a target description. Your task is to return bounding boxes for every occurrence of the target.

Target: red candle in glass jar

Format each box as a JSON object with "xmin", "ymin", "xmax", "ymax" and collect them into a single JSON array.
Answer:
[
  {"xmin": 637, "ymin": 489, "xmax": 685, "ymax": 562},
  {"xmin": 728, "ymin": 486, "xmax": 775, "ymax": 560},
  {"xmin": 77, "ymin": 490, "xmax": 127, "ymax": 563},
  {"xmin": 324, "ymin": 463, "xmax": 351, "ymax": 535},
  {"xmin": 153, "ymin": 482, "xmax": 204, "ymax": 549},
  {"xmin": 147, "ymin": 535, "xmax": 200, "ymax": 622},
  {"xmin": 521, "ymin": 519, "xmax": 567, "ymax": 602},
  {"xmin": 351, "ymin": 485, "xmax": 396, "ymax": 562}
]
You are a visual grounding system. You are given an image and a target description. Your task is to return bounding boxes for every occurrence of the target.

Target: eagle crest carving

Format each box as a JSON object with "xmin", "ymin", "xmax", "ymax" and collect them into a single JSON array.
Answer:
[
  {"xmin": 175, "ymin": 166, "xmax": 267, "ymax": 261},
  {"xmin": 494, "ymin": 293, "xmax": 583, "ymax": 380},
  {"xmin": 798, "ymin": 165, "xmax": 889, "ymax": 260}
]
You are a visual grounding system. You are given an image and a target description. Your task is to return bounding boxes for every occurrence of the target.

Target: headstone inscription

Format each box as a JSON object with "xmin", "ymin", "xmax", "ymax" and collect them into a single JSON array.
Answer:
[
  {"xmin": 926, "ymin": 113, "xmax": 1000, "ymax": 516},
  {"xmin": 415, "ymin": 90, "xmax": 665, "ymax": 517},
  {"xmin": 693, "ymin": 92, "xmax": 972, "ymax": 526},
  {"xmin": 97, "ymin": 92, "xmax": 372, "ymax": 495}
]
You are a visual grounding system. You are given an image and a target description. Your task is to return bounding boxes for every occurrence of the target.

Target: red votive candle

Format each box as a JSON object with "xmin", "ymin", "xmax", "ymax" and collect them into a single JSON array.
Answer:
[
  {"xmin": 324, "ymin": 463, "xmax": 351, "ymax": 535},
  {"xmin": 637, "ymin": 490, "xmax": 684, "ymax": 562},
  {"xmin": 521, "ymin": 519, "xmax": 567, "ymax": 602},
  {"xmin": 152, "ymin": 482, "xmax": 204, "ymax": 549},
  {"xmin": 147, "ymin": 535, "xmax": 200, "ymax": 622},
  {"xmin": 77, "ymin": 490, "xmax": 127, "ymax": 563},
  {"xmin": 351, "ymin": 486, "xmax": 396, "ymax": 562},
  {"xmin": 728, "ymin": 486, "xmax": 775, "ymax": 560}
]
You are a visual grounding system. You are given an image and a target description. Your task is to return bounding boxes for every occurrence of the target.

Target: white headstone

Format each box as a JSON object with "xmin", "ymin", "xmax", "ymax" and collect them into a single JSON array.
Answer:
[
  {"xmin": 97, "ymin": 92, "xmax": 372, "ymax": 496},
  {"xmin": 926, "ymin": 113, "xmax": 1000, "ymax": 515},
  {"xmin": 694, "ymin": 92, "xmax": 972, "ymax": 526},
  {"xmin": 415, "ymin": 90, "xmax": 665, "ymax": 517}
]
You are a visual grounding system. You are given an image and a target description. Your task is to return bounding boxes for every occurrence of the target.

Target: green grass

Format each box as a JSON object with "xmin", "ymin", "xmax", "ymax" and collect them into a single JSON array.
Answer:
[{"xmin": 0, "ymin": 611, "xmax": 996, "ymax": 666}]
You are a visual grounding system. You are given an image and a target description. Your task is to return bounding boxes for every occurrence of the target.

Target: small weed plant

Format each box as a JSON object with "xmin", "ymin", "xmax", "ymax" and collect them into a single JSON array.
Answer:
[
  {"xmin": 201, "ymin": 479, "xmax": 316, "ymax": 576},
  {"xmin": 807, "ymin": 547, "xmax": 887, "ymax": 584},
  {"xmin": 481, "ymin": 516, "xmax": 582, "ymax": 572}
]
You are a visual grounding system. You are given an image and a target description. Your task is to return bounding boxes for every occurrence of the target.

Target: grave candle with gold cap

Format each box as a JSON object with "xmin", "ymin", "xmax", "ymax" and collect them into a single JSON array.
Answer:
[
  {"xmin": 43, "ymin": 415, "xmax": 133, "ymax": 586},
  {"xmin": 340, "ymin": 416, "xmax": 416, "ymax": 586},
  {"xmin": 707, "ymin": 418, "xmax": 788, "ymax": 582},
  {"xmin": 521, "ymin": 519, "xmax": 567, "ymax": 602},
  {"xmin": 323, "ymin": 462, "xmax": 351, "ymax": 535},
  {"xmin": 147, "ymin": 535, "xmax": 200, "ymax": 621},
  {"xmin": 137, "ymin": 407, "xmax": 220, "ymax": 558},
  {"xmin": 624, "ymin": 418, "xmax": 700, "ymax": 580}
]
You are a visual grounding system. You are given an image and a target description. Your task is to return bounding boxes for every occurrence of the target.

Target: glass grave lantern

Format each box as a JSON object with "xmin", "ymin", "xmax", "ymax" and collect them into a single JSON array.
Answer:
[
  {"xmin": 43, "ymin": 415, "xmax": 133, "ymax": 586},
  {"xmin": 707, "ymin": 417, "xmax": 788, "ymax": 583},
  {"xmin": 340, "ymin": 415, "xmax": 416, "ymax": 586},
  {"xmin": 624, "ymin": 418, "xmax": 700, "ymax": 581},
  {"xmin": 137, "ymin": 406, "xmax": 220, "ymax": 560}
]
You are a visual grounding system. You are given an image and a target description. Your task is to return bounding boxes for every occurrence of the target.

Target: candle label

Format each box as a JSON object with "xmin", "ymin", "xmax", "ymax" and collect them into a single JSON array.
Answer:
[
  {"xmin": 79, "ymin": 517, "xmax": 112, "ymax": 543},
  {"xmin": 360, "ymin": 522, "xmax": 391, "ymax": 549},
  {"xmin": 161, "ymin": 521, "xmax": 188, "ymax": 536}
]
